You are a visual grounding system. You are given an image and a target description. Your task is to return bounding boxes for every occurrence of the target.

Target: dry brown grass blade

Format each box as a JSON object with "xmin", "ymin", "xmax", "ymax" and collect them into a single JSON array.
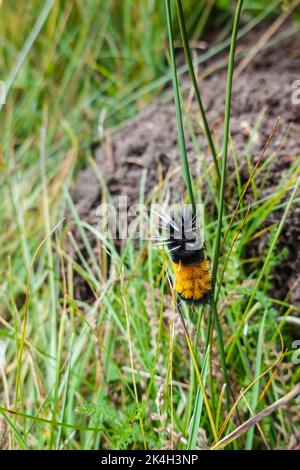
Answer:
[
  {"xmin": 119, "ymin": 267, "xmax": 147, "ymax": 450},
  {"xmin": 220, "ymin": 117, "xmax": 280, "ymax": 252},
  {"xmin": 258, "ymin": 369, "xmax": 278, "ymax": 402},
  {"xmin": 241, "ymin": 390, "xmax": 270, "ymax": 449},
  {"xmin": 14, "ymin": 218, "xmax": 65, "ymax": 412},
  {"xmin": 211, "ymin": 382, "xmax": 300, "ymax": 450},
  {"xmin": 217, "ymin": 327, "xmax": 285, "ymax": 440},
  {"xmin": 216, "ymin": 202, "xmax": 250, "ymax": 299},
  {"xmin": 235, "ymin": 0, "xmax": 300, "ymax": 77}
]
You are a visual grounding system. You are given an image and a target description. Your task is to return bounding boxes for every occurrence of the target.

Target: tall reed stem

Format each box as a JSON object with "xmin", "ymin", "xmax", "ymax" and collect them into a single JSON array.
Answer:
[
  {"xmin": 207, "ymin": 0, "xmax": 244, "ymax": 412},
  {"xmin": 175, "ymin": 0, "xmax": 220, "ymax": 181},
  {"xmin": 165, "ymin": 0, "xmax": 196, "ymax": 214},
  {"xmin": 212, "ymin": 0, "xmax": 244, "ymax": 286}
]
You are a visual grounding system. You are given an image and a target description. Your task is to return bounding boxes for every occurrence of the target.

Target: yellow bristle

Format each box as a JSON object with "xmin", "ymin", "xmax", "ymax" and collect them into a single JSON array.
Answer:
[{"xmin": 173, "ymin": 259, "xmax": 212, "ymax": 303}]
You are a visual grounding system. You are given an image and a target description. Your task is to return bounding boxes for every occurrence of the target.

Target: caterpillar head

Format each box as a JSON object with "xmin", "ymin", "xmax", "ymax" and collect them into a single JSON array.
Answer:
[{"xmin": 167, "ymin": 208, "xmax": 204, "ymax": 265}]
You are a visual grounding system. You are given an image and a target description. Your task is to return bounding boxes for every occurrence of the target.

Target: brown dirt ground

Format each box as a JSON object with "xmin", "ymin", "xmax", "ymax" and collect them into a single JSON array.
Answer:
[{"xmin": 72, "ymin": 23, "xmax": 300, "ymax": 305}]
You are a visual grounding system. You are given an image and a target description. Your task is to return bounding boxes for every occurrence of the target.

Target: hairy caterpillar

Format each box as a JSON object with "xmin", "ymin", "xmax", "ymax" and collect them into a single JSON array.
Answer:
[{"xmin": 154, "ymin": 206, "xmax": 212, "ymax": 304}]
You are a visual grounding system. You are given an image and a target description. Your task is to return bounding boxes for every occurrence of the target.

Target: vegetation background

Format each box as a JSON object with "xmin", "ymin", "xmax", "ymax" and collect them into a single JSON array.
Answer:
[{"xmin": 0, "ymin": 0, "xmax": 299, "ymax": 450}]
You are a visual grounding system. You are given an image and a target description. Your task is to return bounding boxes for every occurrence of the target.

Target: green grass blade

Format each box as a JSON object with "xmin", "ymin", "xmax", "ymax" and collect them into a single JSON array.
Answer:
[
  {"xmin": 175, "ymin": 0, "xmax": 220, "ymax": 181},
  {"xmin": 187, "ymin": 346, "xmax": 210, "ymax": 449},
  {"xmin": 227, "ymin": 175, "xmax": 300, "ymax": 361},
  {"xmin": 3, "ymin": 0, "xmax": 55, "ymax": 106},
  {"xmin": 212, "ymin": 0, "xmax": 244, "ymax": 286},
  {"xmin": 56, "ymin": 334, "xmax": 74, "ymax": 449},
  {"xmin": 178, "ymin": 306, "xmax": 218, "ymax": 440},
  {"xmin": 206, "ymin": 0, "xmax": 244, "ymax": 416},
  {"xmin": 165, "ymin": 0, "xmax": 196, "ymax": 214},
  {"xmin": 245, "ymin": 309, "xmax": 267, "ymax": 449},
  {"xmin": 0, "ymin": 411, "xmax": 29, "ymax": 450}
]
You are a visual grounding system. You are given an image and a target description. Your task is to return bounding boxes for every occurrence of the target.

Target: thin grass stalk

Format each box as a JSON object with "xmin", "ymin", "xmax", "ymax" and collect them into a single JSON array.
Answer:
[
  {"xmin": 3, "ymin": 0, "xmax": 55, "ymax": 100},
  {"xmin": 56, "ymin": 334, "xmax": 74, "ymax": 449},
  {"xmin": 216, "ymin": 203, "xmax": 251, "ymax": 300},
  {"xmin": 245, "ymin": 310, "xmax": 267, "ymax": 449},
  {"xmin": 177, "ymin": 305, "xmax": 218, "ymax": 440},
  {"xmin": 206, "ymin": 0, "xmax": 244, "ymax": 415},
  {"xmin": 165, "ymin": 0, "xmax": 196, "ymax": 214},
  {"xmin": 175, "ymin": 0, "xmax": 220, "ymax": 181},
  {"xmin": 13, "ymin": 220, "xmax": 64, "ymax": 422},
  {"xmin": 217, "ymin": 335, "xmax": 284, "ymax": 442},
  {"xmin": 212, "ymin": 0, "xmax": 244, "ymax": 289},
  {"xmin": 187, "ymin": 347, "xmax": 210, "ymax": 449},
  {"xmin": 226, "ymin": 174, "xmax": 300, "ymax": 361},
  {"xmin": 0, "ymin": 405, "xmax": 111, "ymax": 436},
  {"xmin": 219, "ymin": 118, "xmax": 280, "ymax": 256},
  {"xmin": 211, "ymin": 382, "xmax": 300, "ymax": 450},
  {"xmin": 184, "ymin": 307, "xmax": 204, "ymax": 432},
  {"xmin": 120, "ymin": 269, "xmax": 147, "ymax": 450},
  {"xmin": 211, "ymin": 300, "xmax": 230, "ymax": 410}
]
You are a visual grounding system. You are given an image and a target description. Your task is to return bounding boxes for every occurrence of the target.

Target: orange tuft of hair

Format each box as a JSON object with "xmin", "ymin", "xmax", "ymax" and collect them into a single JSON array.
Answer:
[{"xmin": 173, "ymin": 259, "xmax": 212, "ymax": 304}]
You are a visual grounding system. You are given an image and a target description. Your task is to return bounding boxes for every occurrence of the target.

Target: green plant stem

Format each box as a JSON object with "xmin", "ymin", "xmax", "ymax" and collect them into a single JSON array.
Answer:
[
  {"xmin": 165, "ymin": 0, "xmax": 196, "ymax": 214},
  {"xmin": 206, "ymin": 0, "xmax": 244, "ymax": 415},
  {"xmin": 56, "ymin": 334, "xmax": 74, "ymax": 449},
  {"xmin": 177, "ymin": 305, "xmax": 218, "ymax": 440},
  {"xmin": 176, "ymin": 0, "xmax": 220, "ymax": 182},
  {"xmin": 212, "ymin": 0, "xmax": 244, "ymax": 286},
  {"xmin": 211, "ymin": 300, "xmax": 231, "ymax": 411}
]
